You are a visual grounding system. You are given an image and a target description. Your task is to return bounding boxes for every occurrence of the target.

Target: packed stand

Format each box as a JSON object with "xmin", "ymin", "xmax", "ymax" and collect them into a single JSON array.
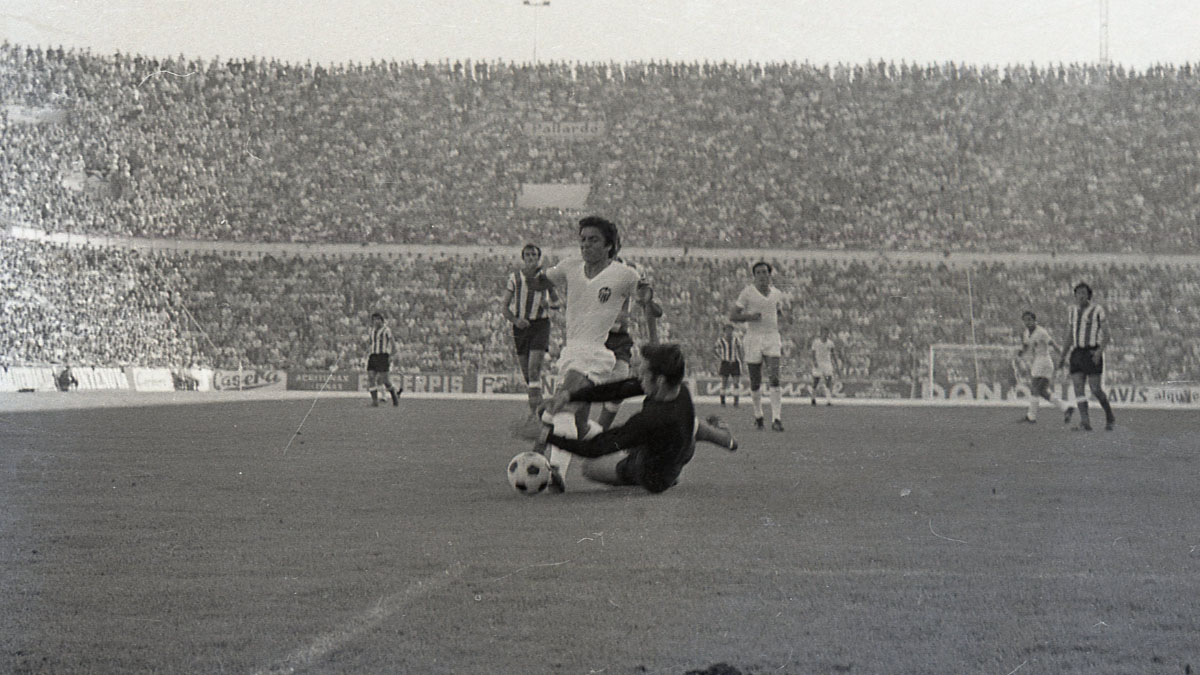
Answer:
[
  {"xmin": 4, "ymin": 44, "xmax": 1200, "ymax": 253},
  {"xmin": 6, "ymin": 238, "xmax": 1199, "ymax": 388},
  {"xmin": 0, "ymin": 238, "xmax": 196, "ymax": 368}
]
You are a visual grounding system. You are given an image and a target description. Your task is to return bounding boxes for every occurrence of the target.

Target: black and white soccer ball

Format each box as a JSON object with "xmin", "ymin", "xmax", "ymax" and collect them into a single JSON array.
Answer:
[{"xmin": 507, "ymin": 451, "xmax": 552, "ymax": 495}]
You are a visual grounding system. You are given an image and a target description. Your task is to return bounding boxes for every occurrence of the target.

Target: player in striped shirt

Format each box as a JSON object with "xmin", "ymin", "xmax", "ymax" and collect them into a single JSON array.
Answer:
[
  {"xmin": 366, "ymin": 312, "xmax": 401, "ymax": 407},
  {"xmin": 715, "ymin": 323, "xmax": 743, "ymax": 407},
  {"xmin": 501, "ymin": 243, "xmax": 557, "ymax": 417},
  {"xmin": 1017, "ymin": 310, "xmax": 1072, "ymax": 424},
  {"xmin": 1056, "ymin": 282, "xmax": 1116, "ymax": 431}
]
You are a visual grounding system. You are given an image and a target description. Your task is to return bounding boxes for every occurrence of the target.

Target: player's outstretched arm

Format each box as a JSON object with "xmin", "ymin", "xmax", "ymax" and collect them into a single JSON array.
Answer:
[
  {"xmin": 546, "ymin": 412, "xmax": 658, "ymax": 459},
  {"xmin": 569, "ymin": 378, "xmax": 646, "ymax": 404}
]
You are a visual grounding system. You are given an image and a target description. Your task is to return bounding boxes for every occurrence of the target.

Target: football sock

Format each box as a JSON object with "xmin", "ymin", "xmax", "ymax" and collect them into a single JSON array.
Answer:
[
  {"xmin": 1077, "ymin": 399, "xmax": 1090, "ymax": 424},
  {"xmin": 752, "ymin": 390, "xmax": 763, "ymax": 418},
  {"xmin": 369, "ymin": 388, "xmax": 378, "ymax": 404},
  {"xmin": 1096, "ymin": 391, "xmax": 1115, "ymax": 422},
  {"xmin": 544, "ymin": 413, "xmax": 601, "ymax": 477},
  {"xmin": 1027, "ymin": 395, "xmax": 1039, "ymax": 420},
  {"xmin": 770, "ymin": 388, "xmax": 782, "ymax": 422},
  {"xmin": 1047, "ymin": 391, "xmax": 1069, "ymax": 412},
  {"xmin": 527, "ymin": 383, "xmax": 542, "ymax": 414}
]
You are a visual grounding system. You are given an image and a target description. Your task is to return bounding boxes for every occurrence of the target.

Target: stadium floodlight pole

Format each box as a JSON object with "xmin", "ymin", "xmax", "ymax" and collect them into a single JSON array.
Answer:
[
  {"xmin": 522, "ymin": 0, "xmax": 551, "ymax": 64},
  {"xmin": 1098, "ymin": 0, "xmax": 1110, "ymax": 68}
]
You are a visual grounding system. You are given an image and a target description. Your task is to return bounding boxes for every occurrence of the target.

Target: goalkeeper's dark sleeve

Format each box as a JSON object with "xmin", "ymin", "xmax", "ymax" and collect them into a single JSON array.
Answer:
[
  {"xmin": 567, "ymin": 378, "xmax": 645, "ymax": 404},
  {"xmin": 546, "ymin": 411, "xmax": 661, "ymax": 459}
]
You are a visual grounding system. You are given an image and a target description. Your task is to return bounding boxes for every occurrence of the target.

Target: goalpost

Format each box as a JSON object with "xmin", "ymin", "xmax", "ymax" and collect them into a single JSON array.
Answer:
[{"xmin": 927, "ymin": 343, "xmax": 1022, "ymax": 400}]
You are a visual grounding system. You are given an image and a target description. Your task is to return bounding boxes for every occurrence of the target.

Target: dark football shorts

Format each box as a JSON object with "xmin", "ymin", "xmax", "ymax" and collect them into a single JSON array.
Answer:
[
  {"xmin": 718, "ymin": 360, "xmax": 741, "ymax": 378},
  {"xmin": 615, "ymin": 441, "xmax": 697, "ymax": 494},
  {"xmin": 367, "ymin": 353, "xmax": 390, "ymax": 373},
  {"xmin": 512, "ymin": 318, "xmax": 551, "ymax": 356},
  {"xmin": 605, "ymin": 330, "xmax": 635, "ymax": 363},
  {"xmin": 1068, "ymin": 347, "xmax": 1104, "ymax": 376}
]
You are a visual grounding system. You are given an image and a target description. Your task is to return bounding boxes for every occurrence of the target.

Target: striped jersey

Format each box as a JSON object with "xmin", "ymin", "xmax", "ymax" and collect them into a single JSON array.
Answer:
[
  {"xmin": 368, "ymin": 324, "xmax": 394, "ymax": 356},
  {"xmin": 716, "ymin": 335, "xmax": 742, "ymax": 363},
  {"xmin": 506, "ymin": 268, "xmax": 553, "ymax": 322},
  {"xmin": 1068, "ymin": 303, "xmax": 1106, "ymax": 349}
]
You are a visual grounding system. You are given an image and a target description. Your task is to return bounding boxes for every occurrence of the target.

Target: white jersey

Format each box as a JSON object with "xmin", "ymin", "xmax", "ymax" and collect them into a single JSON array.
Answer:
[
  {"xmin": 735, "ymin": 285, "xmax": 786, "ymax": 337},
  {"xmin": 1022, "ymin": 325, "xmax": 1057, "ymax": 379},
  {"xmin": 546, "ymin": 258, "xmax": 640, "ymax": 350},
  {"xmin": 811, "ymin": 337, "xmax": 836, "ymax": 369}
]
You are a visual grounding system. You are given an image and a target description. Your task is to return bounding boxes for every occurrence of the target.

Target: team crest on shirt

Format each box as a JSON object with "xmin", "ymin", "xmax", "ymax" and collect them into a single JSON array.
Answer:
[{"xmin": 597, "ymin": 287, "xmax": 611, "ymax": 303}]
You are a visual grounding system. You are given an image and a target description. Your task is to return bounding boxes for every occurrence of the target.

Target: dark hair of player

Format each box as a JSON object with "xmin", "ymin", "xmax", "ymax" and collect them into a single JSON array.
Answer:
[
  {"xmin": 371, "ymin": 312, "xmax": 384, "ymax": 321},
  {"xmin": 640, "ymin": 343, "xmax": 685, "ymax": 386},
  {"xmin": 1073, "ymin": 282, "xmax": 1093, "ymax": 299},
  {"xmin": 521, "ymin": 243, "xmax": 541, "ymax": 257},
  {"xmin": 752, "ymin": 261, "xmax": 773, "ymax": 275},
  {"xmin": 579, "ymin": 216, "xmax": 621, "ymax": 259},
  {"xmin": 1022, "ymin": 311, "xmax": 1036, "ymax": 320}
]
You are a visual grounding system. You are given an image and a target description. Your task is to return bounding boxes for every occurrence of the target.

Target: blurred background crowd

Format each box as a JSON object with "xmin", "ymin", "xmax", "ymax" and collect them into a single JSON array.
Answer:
[
  {"xmin": 4, "ymin": 44, "xmax": 1199, "ymax": 252},
  {"xmin": 4, "ymin": 238, "xmax": 1197, "ymax": 387},
  {"xmin": 4, "ymin": 44, "xmax": 1198, "ymax": 387}
]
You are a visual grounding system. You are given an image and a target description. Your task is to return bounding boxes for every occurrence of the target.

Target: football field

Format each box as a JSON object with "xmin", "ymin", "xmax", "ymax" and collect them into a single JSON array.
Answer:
[{"xmin": 2, "ymin": 393, "xmax": 1197, "ymax": 674}]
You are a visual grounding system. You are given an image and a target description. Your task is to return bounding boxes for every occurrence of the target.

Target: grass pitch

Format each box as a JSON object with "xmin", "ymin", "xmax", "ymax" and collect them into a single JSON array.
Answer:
[{"xmin": 2, "ymin": 394, "xmax": 1197, "ymax": 674}]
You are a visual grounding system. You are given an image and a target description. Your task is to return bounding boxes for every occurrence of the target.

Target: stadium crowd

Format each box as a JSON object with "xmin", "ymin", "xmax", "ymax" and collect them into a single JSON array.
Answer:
[
  {"xmin": 4, "ymin": 43, "xmax": 1200, "ymax": 253},
  {"xmin": 5, "ymin": 238, "xmax": 1198, "ymax": 388}
]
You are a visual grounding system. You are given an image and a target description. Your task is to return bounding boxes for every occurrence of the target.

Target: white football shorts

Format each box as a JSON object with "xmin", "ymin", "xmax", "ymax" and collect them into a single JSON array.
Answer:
[
  {"xmin": 742, "ymin": 332, "xmax": 782, "ymax": 364},
  {"xmin": 557, "ymin": 342, "xmax": 617, "ymax": 384},
  {"xmin": 812, "ymin": 363, "xmax": 835, "ymax": 378},
  {"xmin": 1029, "ymin": 356, "xmax": 1055, "ymax": 380}
]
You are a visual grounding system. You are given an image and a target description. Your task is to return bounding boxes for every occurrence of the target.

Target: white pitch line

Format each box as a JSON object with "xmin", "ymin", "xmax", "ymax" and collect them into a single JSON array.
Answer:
[{"xmin": 251, "ymin": 563, "xmax": 465, "ymax": 675}]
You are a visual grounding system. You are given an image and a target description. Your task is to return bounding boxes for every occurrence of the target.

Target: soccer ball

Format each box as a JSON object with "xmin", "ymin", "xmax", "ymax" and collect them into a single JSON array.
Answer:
[{"xmin": 507, "ymin": 451, "xmax": 552, "ymax": 495}]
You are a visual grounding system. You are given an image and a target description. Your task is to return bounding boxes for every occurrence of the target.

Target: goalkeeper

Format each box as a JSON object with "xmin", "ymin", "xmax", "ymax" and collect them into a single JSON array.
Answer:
[{"xmin": 531, "ymin": 343, "xmax": 737, "ymax": 494}]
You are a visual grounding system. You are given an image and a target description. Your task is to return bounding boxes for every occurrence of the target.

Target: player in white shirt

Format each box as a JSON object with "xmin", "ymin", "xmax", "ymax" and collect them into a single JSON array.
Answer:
[
  {"xmin": 1018, "ymin": 310, "xmax": 1073, "ymax": 424},
  {"xmin": 528, "ymin": 217, "xmax": 640, "ymax": 489},
  {"xmin": 809, "ymin": 326, "xmax": 838, "ymax": 406},
  {"xmin": 730, "ymin": 261, "xmax": 788, "ymax": 431},
  {"xmin": 596, "ymin": 258, "xmax": 661, "ymax": 431},
  {"xmin": 525, "ymin": 216, "xmax": 734, "ymax": 492}
]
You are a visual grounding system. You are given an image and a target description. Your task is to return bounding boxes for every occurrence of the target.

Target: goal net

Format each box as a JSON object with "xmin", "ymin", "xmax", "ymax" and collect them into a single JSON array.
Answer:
[{"xmin": 926, "ymin": 343, "xmax": 1022, "ymax": 400}]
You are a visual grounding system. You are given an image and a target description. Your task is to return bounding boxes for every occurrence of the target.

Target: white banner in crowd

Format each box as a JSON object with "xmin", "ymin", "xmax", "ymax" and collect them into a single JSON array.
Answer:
[
  {"xmin": 127, "ymin": 368, "xmax": 174, "ymax": 392},
  {"xmin": 74, "ymin": 367, "xmax": 129, "ymax": 390},
  {"xmin": 0, "ymin": 367, "xmax": 58, "ymax": 392}
]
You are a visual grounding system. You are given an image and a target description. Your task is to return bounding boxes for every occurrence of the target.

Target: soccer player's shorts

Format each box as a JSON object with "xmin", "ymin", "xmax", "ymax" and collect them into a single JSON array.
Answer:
[
  {"xmin": 811, "ymin": 363, "xmax": 835, "ymax": 379},
  {"xmin": 1029, "ymin": 355, "xmax": 1055, "ymax": 380},
  {"xmin": 742, "ymin": 332, "xmax": 782, "ymax": 364},
  {"xmin": 1068, "ymin": 347, "xmax": 1104, "ymax": 376},
  {"xmin": 606, "ymin": 358, "xmax": 631, "ymax": 382},
  {"xmin": 557, "ymin": 342, "xmax": 617, "ymax": 384},
  {"xmin": 512, "ymin": 318, "xmax": 551, "ymax": 356},
  {"xmin": 604, "ymin": 330, "xmax": 635, "ymax": 363},
  {"xmin": 367, "ymin": 353, "xmax": 390, "ymax": 372},
  {"xmin": 615, "ymin": 439, "xmax": 697, "ymax": 494},
  {"xmin": 718, "ymin": 360, "xmax": 741, "ymax": 378}
]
